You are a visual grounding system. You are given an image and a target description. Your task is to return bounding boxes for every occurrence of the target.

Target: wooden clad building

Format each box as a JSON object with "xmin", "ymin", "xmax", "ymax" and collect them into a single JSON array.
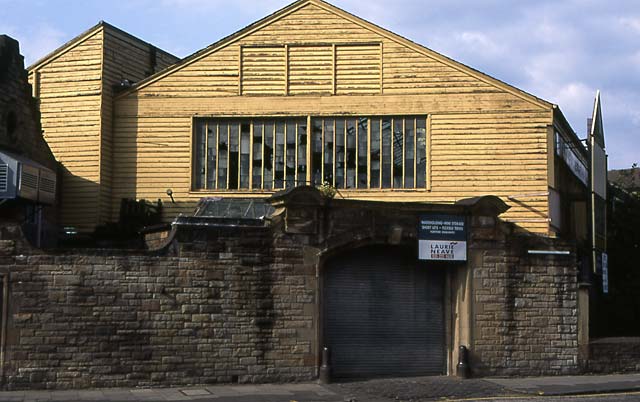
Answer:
[
  {"xmin": 27, "ymin": 23, "xmax": 179, "ymax": 232},
  {"xmin": 29, "ymin": 0, "xmax": 589, "ymax": 238}
]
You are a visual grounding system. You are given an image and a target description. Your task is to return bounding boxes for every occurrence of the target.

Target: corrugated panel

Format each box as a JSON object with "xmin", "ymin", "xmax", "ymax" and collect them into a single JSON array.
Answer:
[
  {"xmin": 323, "ymin": 246, "xmax": 445, "ymax": 378},
  {"xmin": 335, "ymin": 44, "xmax": 380, "ymax": 95},
  {"xmin": 242, "ymin": 46, "xmax": 285, "ymax": 95},
  {"xmin": 288, "ymin": 45, "xmax": 333, "ymax": 95}
]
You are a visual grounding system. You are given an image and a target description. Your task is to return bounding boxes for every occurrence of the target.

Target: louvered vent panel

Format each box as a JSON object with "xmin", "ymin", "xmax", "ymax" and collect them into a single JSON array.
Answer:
[
  {"xmin": 241, "ymin": 46, "xmax": 286, "ymax": 95},
  {"xmin": 336, "ymin": 44, "xmax": 381, "ymax": 94},
  {"xmin": 21, "ymin": 171, "xmax": 38, "ymax": 190},
  {"xmin": 288, "ymin": 45, "xmax": 333, "ymax": 95},
  {"xmin": 0, "ymin": 164, "xmax": 7, "ymax": 193},
  {"xmin": 40, "ymin": 177, "xmax": 56, "ymax": 194}
]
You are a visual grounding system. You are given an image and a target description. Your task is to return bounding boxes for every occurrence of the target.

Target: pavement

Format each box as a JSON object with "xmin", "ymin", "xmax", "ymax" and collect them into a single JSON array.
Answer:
[{"xmin": 0, "ymin": 373, "xmax": 639, "ymax": 402}]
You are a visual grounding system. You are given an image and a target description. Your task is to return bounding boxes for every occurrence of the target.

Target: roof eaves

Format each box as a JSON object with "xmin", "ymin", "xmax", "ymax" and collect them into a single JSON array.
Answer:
[
  {"xmin": 309, "ymin": 0, "xmax": 552, "ymax": 110},
  {"xmin": 100, "ymin": 21, "xmax": 180, "ymax": 62},
  {"xmin": 115, "ymin": 0, "xmax": 311, "ymax": 98},
  {"xmin": 553, "ymin": 105, "xmax": 587, "ymax": 157},
  {"xmin": 27, "ymin": 21, "xmax": 105, "ymax": 71}
]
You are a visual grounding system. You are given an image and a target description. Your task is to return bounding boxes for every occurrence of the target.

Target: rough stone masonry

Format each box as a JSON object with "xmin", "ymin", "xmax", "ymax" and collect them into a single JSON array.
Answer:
[{"xmin": 0, "ymin": 187, "xmax": 580, "ymax": 389}]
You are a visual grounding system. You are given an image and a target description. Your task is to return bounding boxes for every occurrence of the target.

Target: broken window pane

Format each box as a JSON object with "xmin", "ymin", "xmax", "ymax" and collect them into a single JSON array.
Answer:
[
  {"xmin": 335, "ymin": 119, "xmax": 345, "ymax": 189},
  {"xmin": 274, "ymin": 121, "xmax": 285, "ymax": 188},
  {"xmin": 207, "ymin": 123, "xmax": 217, "ymax": 189},
  {"xmin": 286, "ymin": 121, "xmax": 296, "ymax": 188},
  {"xmin": 357, "ymin": 117, "xmax": 368, "ymax": 188},
  {"xmin": 416, "ymin": 118, "xmax": 427, "ymax": 188},
  {"xmin": 381, "ymin": 118, "xmax": 392, "ymax": 189},
  {"xmin": 346, "ymin": 119, "xmax": 356, "ymax": 188},
  {"xmin": 240, "ymin": 122, "xmax": 250, "ymax": 189},
  {"xmin": 370, "ymin": 118, "xmax": 380, "ymax": 188},
  {"xmin": 228, "ymin": 123, "xmax": 239, "ymax": 190},
  {"xmin": 217, "ymin": 123, "xmax": 228, "ymax": 189},
  {"xmin": 252, "ymin": 121, "xmax": 263, "ymax": 189},
  {"xmin": 312, "ymin": 119, "xmax": 323, "ymax": 186},
  {"xmin": 324, "ymin": 119, "xmax": 334, "ymax": 185},
  {"xmin": 297, "ymin": 121, "xmax": 307, "ymax": 186},
  {"xmin": 393, "ymin": 119, "xmax": 403, "ymax": 188},
  {"xmin": 404, "ymin": 118, "xmax": 414, "ymax": 188},
  {"xmin": 194, "ymin": 120, "xmax": 206, "ymax": 189},
  {"xmin": 264, "ymin": 122, "xmax": 274, "ymax": 190}
]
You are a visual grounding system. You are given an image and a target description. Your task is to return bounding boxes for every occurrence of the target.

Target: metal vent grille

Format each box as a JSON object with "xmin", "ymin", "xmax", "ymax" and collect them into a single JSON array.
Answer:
[
  {"xmin": 39, "ymin": 176, "xmax": 55, "ymax": 194},
  {"xmin": 21, "ymin": 171, "xmax": 38, "ymax": 190},
  {"xmin": 0, "ymin": 164, "xmax": 7, "ymax": 193}
]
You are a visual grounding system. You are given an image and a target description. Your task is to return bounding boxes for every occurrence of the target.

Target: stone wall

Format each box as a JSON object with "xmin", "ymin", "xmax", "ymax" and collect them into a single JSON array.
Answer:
[
  {"xmin": 0, "ymin": 188, "xmax": 582, "ymax": 388},
  {"xmin": 470, "ymin": 216, "xmax": 579, "ymax": 376},
  {"xmin": 3, "ymin": 224, "xmax": 317, "ymax": 389}
]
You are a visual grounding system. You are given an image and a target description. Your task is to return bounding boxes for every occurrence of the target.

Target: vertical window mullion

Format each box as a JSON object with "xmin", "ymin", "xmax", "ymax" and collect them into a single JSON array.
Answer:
[
  {"xmin": 321, "ymin": 119, "xmax": 325, "ymax": 184},
  {"xmin": 413, "ymin": 117, "xmax": 420, "ymax": 188},
  {"xmin": 306, "ymin": 115, "xmax": 312, "ymax": 185},
  {"xmin": 367, "ymin": 118, "xmax": 371, "ymax": 188},
  {"xmin": 390, "ymin": 118, "xmax": 394, "ymax": 188},
  {"xmin": 215, "ymin": 124, "xmax": 219, "ymax": 189},
  {"xmin": 379, "ymin": 118, "xmax": 382, "ymax": 189},
  {"xmin": 272, "ymin": 122, "xmax": 276, "ymax": 189},
  {"xmin": 343, "ymin": 119, "xmax": 347, "ymax": 188},
  {"xmin": 402, "ymin": 119, "xmax": 406, "ymax": 189},
  {"xmin": 353, "ymin": 118, "xmax": 360, "ymax": 189},
  {"xmin": 261, "ymin": 122, "xmax": 265, "ymax": 189},
  {"xmin": 427, "ymin": 115, "xmax": 431, "ymax": 191},
  {"xmin": 249, "ymin": 121, "xmax": 254, "ymax": 190},
  {"xmin": 294, "ymin": 123, "xmax": 298, "ymax": 186},
  {"xmin": 226, "ymin": 123, "xmax": 231, "ymax": 190},
  {"xmin": 332, "ymin": 119, "xmax": 338, "ymax": 187},
  {"xmin": 237, "ymin": 123, "xmax": 242, "ymax": 189},
  {"xmin": 284, "ymin": 122, "xmax": 288, "ymax": 187}
]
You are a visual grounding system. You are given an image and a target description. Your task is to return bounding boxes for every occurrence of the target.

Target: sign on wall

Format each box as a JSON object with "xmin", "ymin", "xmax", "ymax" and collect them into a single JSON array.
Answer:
[{"xmin": 418, "ymin": 214, "xmax": 467, "ymax": 261}]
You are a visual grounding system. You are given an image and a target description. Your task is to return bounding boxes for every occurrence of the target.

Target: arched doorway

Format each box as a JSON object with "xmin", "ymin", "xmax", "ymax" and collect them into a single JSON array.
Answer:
[{"xmin": 322, "ymin": 245, "xmax": 445, "ymax": 378}]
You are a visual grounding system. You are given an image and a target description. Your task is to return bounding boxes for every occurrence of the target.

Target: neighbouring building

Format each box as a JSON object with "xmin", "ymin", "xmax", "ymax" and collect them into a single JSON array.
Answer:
[
  {"xmin": 0, "ymin": 0, "xmax": 612, "ymax": 388},
  {"xmin": 27, "ymin": 22, "xmax": 178, "ymax": 233},
  {"xmin": 0, "ymin": 35, "xmax": 58, "ymax": 247}
]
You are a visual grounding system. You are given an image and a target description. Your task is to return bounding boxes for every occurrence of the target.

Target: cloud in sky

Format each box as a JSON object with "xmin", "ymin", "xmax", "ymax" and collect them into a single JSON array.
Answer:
[{"xmin": 1, "ymin": 0, "xmax": 638, "ymax": 168}]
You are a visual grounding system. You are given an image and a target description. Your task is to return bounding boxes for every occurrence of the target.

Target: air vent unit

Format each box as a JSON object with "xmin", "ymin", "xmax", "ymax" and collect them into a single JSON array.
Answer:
[{"xmin": 0, "ymin": 150, "xmax": 56, "ymax": 205}]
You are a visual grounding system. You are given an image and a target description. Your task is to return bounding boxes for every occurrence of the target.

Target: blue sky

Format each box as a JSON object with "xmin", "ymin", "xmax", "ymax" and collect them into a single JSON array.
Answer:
[{"xmin": 1, "ymin": 0, "xmax": 638, "ymax": 169}]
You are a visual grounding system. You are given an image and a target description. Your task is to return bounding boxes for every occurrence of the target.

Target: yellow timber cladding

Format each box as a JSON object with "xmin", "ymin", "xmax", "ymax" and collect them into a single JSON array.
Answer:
[
  {"xmin": 113, "ymin": 1, "xmax": 553, "ymax": 234},
  {"xmin": 28, "ymin": 23, "xmax": 179, "ymax": 232}
]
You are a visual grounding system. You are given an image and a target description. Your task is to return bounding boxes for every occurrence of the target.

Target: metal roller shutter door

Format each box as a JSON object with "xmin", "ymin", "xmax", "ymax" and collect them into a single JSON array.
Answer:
[{"xmin": 323, "ymin": 246, "xmax": 445, "ymax": 378}]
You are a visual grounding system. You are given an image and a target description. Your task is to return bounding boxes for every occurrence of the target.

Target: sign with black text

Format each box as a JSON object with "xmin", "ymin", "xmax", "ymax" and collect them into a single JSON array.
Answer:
[{"xmin": 418, "ymin": 214, "xmax": 467, "ymax": 261}]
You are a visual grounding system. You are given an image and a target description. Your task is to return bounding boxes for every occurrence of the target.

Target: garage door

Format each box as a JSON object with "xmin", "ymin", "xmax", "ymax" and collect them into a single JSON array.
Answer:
[{"xmin": 323, "ymin": 246, "xmax": 445, "ymax": 378}]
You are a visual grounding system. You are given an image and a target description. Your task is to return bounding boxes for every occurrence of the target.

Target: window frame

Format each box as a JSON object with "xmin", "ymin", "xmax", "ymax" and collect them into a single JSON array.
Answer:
[{"xmin": 191, "ymin": 114, "xmax": 430, "ymax": 193}]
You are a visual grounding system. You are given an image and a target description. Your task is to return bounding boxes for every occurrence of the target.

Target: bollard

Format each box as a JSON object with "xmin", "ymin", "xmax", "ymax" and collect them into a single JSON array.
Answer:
[
  {"xmin": 319, "ymin": 347, "xmax": 331, "ymax": 384},
  {"xmin": 457, "ymin": 345, "xmax": 471, "ymax": 379}
]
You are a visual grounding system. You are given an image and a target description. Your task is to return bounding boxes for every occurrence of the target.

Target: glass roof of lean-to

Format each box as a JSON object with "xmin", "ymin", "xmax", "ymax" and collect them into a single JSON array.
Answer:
[{"xmin": 193, "ymin": 197, "xmax": 274, "ymax": 220}]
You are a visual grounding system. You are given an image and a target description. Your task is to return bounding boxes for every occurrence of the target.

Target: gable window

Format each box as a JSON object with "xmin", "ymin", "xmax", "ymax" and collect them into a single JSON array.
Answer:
[{"xmin": 193, "ymin": 116, "xmax": 427, "ymax": 191}]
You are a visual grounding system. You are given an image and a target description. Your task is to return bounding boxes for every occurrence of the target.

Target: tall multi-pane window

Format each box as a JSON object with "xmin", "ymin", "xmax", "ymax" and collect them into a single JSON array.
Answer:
[{"xmin": 193, "ymin": 116, "xmax": 427, "ymax": 190}]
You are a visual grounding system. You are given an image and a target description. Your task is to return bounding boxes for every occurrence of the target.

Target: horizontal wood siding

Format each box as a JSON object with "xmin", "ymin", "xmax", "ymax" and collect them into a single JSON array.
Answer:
[
  {"xmin": 241, "ymin": 46, "xmax": 286, "ymax": 95},
  {"xmin": 30, "ymin": 30, "xmax": 104, "ymax": 232},
  {"xmin": 101, "ymin": 27, "xmax": 179, "ymax": 226},
  {"xmin": 288, "ymin": 45, "xmax": 333, "ymax": 95},
  {"xmin": 335, "ymin": 44, "xmax": 380, "ymax": 94},
  {"xmin": 114, "ymin": 2, "xmax": 554, "ymax": 234}
]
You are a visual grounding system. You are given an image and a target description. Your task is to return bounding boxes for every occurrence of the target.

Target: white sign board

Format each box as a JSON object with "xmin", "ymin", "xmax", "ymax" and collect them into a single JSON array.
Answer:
[
  {"xmin": 418, "ymin": 214, "xmax": 467, "ymax": 261},
  {"xmin": 419, "ymin": 240, "xmax": 467, "ymax": 261}
]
